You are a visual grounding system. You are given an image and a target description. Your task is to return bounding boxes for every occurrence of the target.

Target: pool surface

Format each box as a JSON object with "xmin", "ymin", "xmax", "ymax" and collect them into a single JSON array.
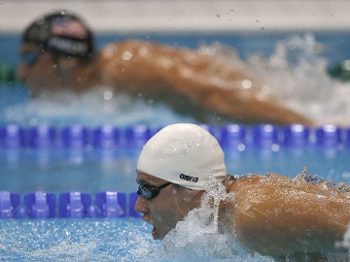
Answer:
[{"xmin": 1, "ymin": 31, "xmax": 350, "ymax": 261}]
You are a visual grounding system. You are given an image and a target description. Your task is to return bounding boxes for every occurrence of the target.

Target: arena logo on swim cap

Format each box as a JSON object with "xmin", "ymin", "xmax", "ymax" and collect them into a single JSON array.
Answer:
[{"xmin": 180, "ymin": 174, "xmax": 198, "ymax": 183}]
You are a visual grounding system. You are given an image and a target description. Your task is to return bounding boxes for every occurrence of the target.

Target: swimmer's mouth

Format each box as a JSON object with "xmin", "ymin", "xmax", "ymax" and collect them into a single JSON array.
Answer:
[
  {"xmin": 142, "ymin": 216, "xmax": 158, "ymax": 239},
  {"xmin": 152, "ymin": 226, "xmax": 159, "ymax": 240}
]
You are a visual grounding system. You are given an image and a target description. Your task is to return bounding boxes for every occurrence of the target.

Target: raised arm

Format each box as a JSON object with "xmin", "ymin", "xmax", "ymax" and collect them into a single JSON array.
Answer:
[
  {"xmin": 225, "ymin": 173, "xmax": 350, "ymax": 259},
  {"xmin": 98, "ymin": 40, "xmax": 313, "ymax": 125}
]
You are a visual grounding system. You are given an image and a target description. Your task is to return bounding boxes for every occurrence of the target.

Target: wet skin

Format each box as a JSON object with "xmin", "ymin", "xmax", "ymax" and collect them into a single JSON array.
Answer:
[
  {"xmin": 18, "ymin": 43, "xmax": 60, "ymax": 96},
  {"xmin": 134, "ymin": 170, "xmax": 203, "ymax": 240}
]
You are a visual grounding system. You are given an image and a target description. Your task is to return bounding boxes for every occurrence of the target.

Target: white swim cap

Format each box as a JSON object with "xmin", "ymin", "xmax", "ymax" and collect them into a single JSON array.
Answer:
[{"xmin": 137, "ymin": 123, "xmax": 227, "ymax": 190}]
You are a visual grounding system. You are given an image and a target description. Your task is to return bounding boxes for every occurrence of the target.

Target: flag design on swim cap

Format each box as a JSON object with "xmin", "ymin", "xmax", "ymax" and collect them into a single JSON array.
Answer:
[{"xmin": 23, "ymin": 11, "xmax": 94, "ymax": 59}]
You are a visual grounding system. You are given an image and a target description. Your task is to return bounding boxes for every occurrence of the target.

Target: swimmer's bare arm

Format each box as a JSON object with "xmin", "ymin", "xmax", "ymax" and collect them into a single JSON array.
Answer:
[
  {"xmin": 223, "ymin": 174, "xmax": 350, "ymax": 258},
  {"xmin": 98, "ymin": 40, "xmax": 312, "ymax": 125}
]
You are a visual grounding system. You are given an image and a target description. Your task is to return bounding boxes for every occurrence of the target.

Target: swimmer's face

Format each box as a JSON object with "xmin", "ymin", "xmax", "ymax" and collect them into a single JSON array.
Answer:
[
  {"xmin": 134, "ymin": 170, "xmax": 203, "ymax": 240},
  {"xmin": 17, "ymin": 43, "xmax": 81, "ymax": 97},
  {"xmin": 17, "ymin": 43, "xmax": 58, "ymax": 97}
]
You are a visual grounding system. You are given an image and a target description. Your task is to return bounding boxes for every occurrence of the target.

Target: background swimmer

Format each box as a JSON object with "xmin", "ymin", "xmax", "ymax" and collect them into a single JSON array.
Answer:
[
  {"xmin": 134, "ymin": 123, "xmax": 350, "ymax": 260},
  {"xmin": 17, "ymin": 10, "xmax": 313, "ymax": 126}
]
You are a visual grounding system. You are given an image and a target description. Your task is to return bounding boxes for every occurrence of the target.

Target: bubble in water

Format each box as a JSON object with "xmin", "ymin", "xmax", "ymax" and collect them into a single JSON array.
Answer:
[{"xmin": 103, "ymin": 91, "xmax": 113, "ymax": 101}]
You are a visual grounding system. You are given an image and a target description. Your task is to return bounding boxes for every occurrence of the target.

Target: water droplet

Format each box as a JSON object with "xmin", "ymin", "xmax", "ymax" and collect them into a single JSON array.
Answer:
[
  {"xmin": 103, "ymin": 91, "xmax": 113, "ymax": 101},
  {"xmin": 242, "ymin": 79, "xmax": 252, "ymax": 89},
  {"xmin": 122, "ymin": 51, "xmax": 133, "ymax": 61}
]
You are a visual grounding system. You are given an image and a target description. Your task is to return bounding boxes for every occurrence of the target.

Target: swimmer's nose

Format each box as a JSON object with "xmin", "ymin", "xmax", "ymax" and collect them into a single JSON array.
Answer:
[{"xmin": 134, "ymin": 196, "xmax": 149, "ymax": 213}]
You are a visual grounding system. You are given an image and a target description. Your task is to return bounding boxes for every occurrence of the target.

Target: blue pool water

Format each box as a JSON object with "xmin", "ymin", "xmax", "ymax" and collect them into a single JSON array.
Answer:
[{"xmin": 1, "ymin": 32, "xmax": 350, "ymax": 261}]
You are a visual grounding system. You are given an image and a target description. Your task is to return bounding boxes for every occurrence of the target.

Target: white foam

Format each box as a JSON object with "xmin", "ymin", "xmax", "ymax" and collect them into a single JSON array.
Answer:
[
  {"xmin": 336, "ymin": 223, "xmax": 350, "ymax": 260},
  {"xmin": 248, "ymin": 34, "xmax": 350, "ymax": 126},
  {"xmin": 146, "ymin": 176, "xmax": 274, "ymax": 261},
  {"xmin": 200, "ymin": 34, "xmax": 350, "ymax": 126}
]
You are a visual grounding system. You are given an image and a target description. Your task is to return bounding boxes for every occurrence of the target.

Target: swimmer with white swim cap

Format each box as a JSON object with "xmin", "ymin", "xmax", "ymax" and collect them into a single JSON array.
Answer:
[
  {"xmin": 135, "ymin": 123, "xmax": 350, "ymax": 260},
  {"xmin": 17, "ymin": 10, "xmax": 313, "ymax": 126}
]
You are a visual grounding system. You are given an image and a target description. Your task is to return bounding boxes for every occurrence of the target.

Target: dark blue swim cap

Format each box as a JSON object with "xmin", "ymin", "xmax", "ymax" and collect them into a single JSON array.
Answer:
[{"xmin": 23, "ymin": 11, "xmax": 95, "ymax": 60}]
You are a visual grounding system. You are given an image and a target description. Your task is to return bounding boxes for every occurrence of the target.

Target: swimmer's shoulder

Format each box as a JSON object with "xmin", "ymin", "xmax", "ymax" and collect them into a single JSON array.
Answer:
[
  {"xmin": 225, "ymin": 173, "xmax": 281, "ymax": 191},
  {"xmin": 99, "ymin": 39, "xmax": 191, "ymax": 63},
  {"xmin": 99, "ymin": 40, "xmax": 143, "ymax": 59},
  {"xmin": 99, "ymin": 40, "xmax": 168, "ymax": 57},
  {"xmin": 226, "ymin": 171, "xmax": 350, "ymax": 201}
]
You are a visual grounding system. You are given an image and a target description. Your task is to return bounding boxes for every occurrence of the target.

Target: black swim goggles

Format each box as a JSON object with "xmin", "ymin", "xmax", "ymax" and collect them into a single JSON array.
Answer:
[
  {"xmin": 137, "ymin": 182, "xmax": 172, "ymax": 200},
  {"xmin": 21, "ymin": 52, "xmax": 41, "ymax": 66}
]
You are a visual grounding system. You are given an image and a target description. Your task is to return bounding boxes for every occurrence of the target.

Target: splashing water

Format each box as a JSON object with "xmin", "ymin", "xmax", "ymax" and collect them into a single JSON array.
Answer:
[
  {"xmin": 0, "ymin": 216, "xmax": 273, "ymax": 261},
  {"xmin": 251, "ymin": 34, "xmax": 350, "ymax": 126},
  {"xmin": 200, "ymin": 34, "xmax": 350, "ymax": 126},
  {"xmin": 336, "ymin": 224, "xmax": 350, "ymax": 261},
  {"xmin": 147, "ymin": 176, "xmax": 274, "ymax": 261},
  {"xmin": 2, "ymin": 90, "xmax": 194, "ymax": 128},
  {"xmin": 0, "ymin": 219, "xmax": 161, "ymax": 262}
]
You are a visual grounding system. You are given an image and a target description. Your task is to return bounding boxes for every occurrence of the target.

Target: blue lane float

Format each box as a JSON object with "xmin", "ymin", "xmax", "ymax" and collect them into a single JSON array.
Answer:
[
  {"xmin": 59, "ymin": 192, "xmax": 95, "ymax": 218},
  {"xmin": 251, "ymin": 124, "xmax": 279, "ymax": 148},
  {"xmin": 0, "ymin": 191, "xmax": 21, "ymax": 218},
  {"xmin": 0, "ymin": 125, "xmax": 25, "ymax": 148},
  {"xmin": 23, "ymin": 192, "xmax": 56, "ymax": 219},
  {"xmin": 61, "ymin": 125, "xmax": 89, "ymax": 149},
  {"xmin": 220, "ymin": 124, "xmax": 246, "ymax": 149},
  {"xmin": 283, "ymin": 124, "xmax": 310, "ymax": 147},
  {"xmin": 0, "ymin": 191, "xmax": 140, "ymax": 219},
  {"xmin": 347, "ymin": 129, "xmax": 350, "ymax": 147},
  {"xmin": 0, "ymin": 124, "xmax": 349, "ymax": 149},
  {"xmin": 125, "ymin": 124, "xmax": 152, "ymax": 148},
  {"xmin": 29, "ymin": 125, "xmax": 56, "ymax": 148},
  {"xmin": 315, "ymin": 125, "xmax": 342, "ymax": 147},
  {"xmin": 95, "ymin": 191, "xmax": 127, "ymax": 218},
  {"xmin": 93, "ymin": 125, "xmax": 120, "ymax": 149}
]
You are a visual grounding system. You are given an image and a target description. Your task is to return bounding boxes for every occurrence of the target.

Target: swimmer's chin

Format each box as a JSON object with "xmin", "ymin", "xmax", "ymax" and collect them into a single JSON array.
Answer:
[
  {"xmin": 152, "ymin": 226, "xmax": 169, "ymax": 240},
  {"xmin": 152, "ymin": 226, "xmax": 160, "ymax": 240}
]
